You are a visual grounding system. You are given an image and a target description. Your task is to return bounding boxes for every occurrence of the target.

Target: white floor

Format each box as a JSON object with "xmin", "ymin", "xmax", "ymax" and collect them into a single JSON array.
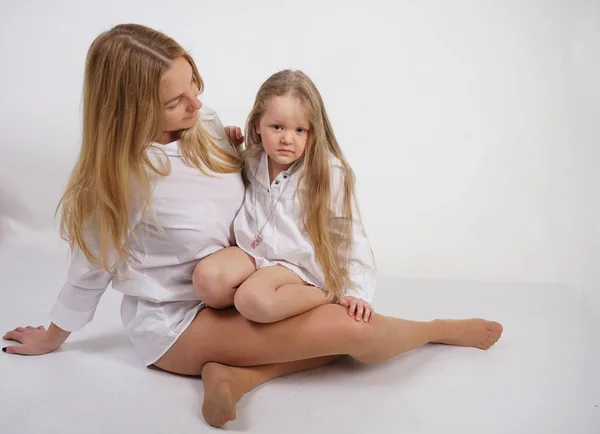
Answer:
[{"xmin": 1, "ymin": 243, "xmax": 599, "ymax": 434}]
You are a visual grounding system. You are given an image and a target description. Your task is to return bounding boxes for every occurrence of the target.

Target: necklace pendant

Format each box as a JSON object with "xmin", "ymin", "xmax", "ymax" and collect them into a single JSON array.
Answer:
[{"xmin": 250, "ymin": 235, "xmax": 263, "ymax": 249}]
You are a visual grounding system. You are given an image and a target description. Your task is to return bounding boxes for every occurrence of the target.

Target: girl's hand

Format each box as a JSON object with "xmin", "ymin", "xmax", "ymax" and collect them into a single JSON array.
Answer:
[
  {"xmin": 2, "ymin": 324, "xmax": 70, "ymax": 356},
  {"xmin": 339, "ymin": 296, "xmax": 374, "ymax": 323},
  {"xmin": 225, "ymin": 126, "xmax": 244, "ymax": 147}
]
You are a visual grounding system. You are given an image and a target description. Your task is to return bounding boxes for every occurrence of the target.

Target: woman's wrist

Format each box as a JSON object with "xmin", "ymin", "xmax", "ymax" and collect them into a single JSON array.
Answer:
[{"xmin": 46, "ymin": 323, "xmax": 71, "ymax": 347}]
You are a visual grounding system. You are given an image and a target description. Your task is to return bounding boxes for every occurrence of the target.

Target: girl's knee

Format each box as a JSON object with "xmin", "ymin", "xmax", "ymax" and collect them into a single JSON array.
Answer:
[
  {"xmin": 234, "ymin": 286, "xmax": 278, "ymax": 323},
  {"xmin": 192, "ymin": 261, "xmax": 228, "ymax": 306}
]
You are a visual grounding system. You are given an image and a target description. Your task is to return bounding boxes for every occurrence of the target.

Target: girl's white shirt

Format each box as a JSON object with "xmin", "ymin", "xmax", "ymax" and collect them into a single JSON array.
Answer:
[{"xmin": 233, "ymin": 151, "xmax": 376, "ymax": 302}]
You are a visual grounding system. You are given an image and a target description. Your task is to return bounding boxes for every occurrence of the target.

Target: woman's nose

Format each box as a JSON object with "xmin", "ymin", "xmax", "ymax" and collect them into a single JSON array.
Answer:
[{"xmin": 189, "ymin": 96, "xmax": 202, "ymax": 111}]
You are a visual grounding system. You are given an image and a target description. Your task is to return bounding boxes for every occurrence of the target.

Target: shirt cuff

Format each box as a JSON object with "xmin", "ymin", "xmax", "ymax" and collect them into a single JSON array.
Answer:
[{"xmin": 48, "ymin": 283, "xmax": 104, "ymax": 332}]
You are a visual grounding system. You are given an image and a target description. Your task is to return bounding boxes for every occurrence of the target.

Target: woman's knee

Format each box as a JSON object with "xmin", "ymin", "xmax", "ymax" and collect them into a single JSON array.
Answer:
[
  {"xmin": 233, "ymin": 286, "xmax": 278, "ymax": 323},
  {"xmin": 316, "ymin": 304, "xmax": 376, "ymax": 347}
]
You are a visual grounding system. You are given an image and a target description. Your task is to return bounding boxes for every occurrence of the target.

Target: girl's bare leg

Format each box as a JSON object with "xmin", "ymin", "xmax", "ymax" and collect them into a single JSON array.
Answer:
[
  {"xmin": 200, "ymin": 356, "xmax": 339, "ymax": 427},
  {"xmin": 155, "ymin": 304, "xmax": 503, "ymax": 375},
  {"xmin": 234, "ymin": 265, "xmax": 329, "ymax": 323},
  {"xmin": 192, "ymin": 247, "xmax": 256, "ymax": 309}
]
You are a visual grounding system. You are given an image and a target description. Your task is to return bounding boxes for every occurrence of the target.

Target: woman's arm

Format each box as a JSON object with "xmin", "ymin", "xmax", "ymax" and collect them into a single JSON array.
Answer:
[
  {"xmin": 2, "ymin": 245, "xmax": 113, "ymax": 355},
  {"xmin": 3, "ymin": 322, "xmax": 71, "ymax": 355},
  {"xmin": 3, "ymin": 198, "xmax": 144, "ymax": 356}
]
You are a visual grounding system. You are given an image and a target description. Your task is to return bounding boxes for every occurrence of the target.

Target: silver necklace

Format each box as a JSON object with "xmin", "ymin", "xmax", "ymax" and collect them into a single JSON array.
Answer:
[{"xmin": 250, "ymin": 160, "xmax": 296, "ymax": 249}]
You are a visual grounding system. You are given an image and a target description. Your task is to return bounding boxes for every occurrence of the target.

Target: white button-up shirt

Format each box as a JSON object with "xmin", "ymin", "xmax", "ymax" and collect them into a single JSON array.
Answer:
[
  {"xmin": 234, "ymin": 152, "xmax": 376, "ymax": 302},
  {"xmin": 49, "ymin": 106, "xmax": 245, "ymax": 365}
]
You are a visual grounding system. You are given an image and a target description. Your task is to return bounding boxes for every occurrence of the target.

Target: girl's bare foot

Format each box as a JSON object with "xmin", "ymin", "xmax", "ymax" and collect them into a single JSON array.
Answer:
[{"xmin": 432, "ymin": 318, "xmax": 503, "ymax": 349}]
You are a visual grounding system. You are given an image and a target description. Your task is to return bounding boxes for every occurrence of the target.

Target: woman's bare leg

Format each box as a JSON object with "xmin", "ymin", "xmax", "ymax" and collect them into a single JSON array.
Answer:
[
  {"xmin": 201, "ymin": 356, "xmax": 339, "ymax": 427},
  {"xmin": 155, "ymin": 304, "xmax": 503, "ymax": 375},
  {"xmin": 155, "ymin": 305, "xmax": 502, "ymax": 427},
  {"xmin": 234, "ymin": 265, "xmax": 329, "ymax": 323},
  {"xmin": 192, "ymin": 247, "xmax": 256, "ymax": 309}
]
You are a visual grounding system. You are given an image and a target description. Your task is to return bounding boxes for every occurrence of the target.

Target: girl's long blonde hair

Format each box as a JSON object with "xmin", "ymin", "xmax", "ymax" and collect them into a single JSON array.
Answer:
[
  {"xmin": 58, "ymin": 23, "xmax": 241, "ymax": 274},
  {"xmin": 244, "ymin": 70, "xmax": 360, "ymax": 301}
]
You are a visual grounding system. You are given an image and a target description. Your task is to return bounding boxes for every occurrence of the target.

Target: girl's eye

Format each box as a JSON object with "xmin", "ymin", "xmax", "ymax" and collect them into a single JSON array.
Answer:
[
  {"xmin": 296, "ymin": 128, "xmax": 306, "ymax": 133},
  {"xmin": 272, "ymin": 125, "xmax": 282, "ymax": 131}
]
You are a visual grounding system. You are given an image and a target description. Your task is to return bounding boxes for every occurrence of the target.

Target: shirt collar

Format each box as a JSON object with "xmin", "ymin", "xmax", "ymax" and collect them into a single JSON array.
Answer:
[{"xmin": 254, "ymin": 151, "xmax": 302, "ymax": 187}]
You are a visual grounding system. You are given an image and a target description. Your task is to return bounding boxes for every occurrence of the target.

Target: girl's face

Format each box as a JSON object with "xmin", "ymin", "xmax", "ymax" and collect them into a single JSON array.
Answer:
[
  {"xmin": 158, "ymin": 56, "xmax": 202, "ymax": 139},
  {"xmin": 256, "ymin": 94, "xmax": 310, "ymax": 171}
]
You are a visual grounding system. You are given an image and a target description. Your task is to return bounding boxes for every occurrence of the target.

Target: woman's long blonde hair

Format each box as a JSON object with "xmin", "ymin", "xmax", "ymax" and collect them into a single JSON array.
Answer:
[
  {"xmin": 244, "ymin": 70, "xmax": 361, "ymax": 301},
  {"xmin": 58, "ymin": 24, "xmax": 241, "ymax": 274}
]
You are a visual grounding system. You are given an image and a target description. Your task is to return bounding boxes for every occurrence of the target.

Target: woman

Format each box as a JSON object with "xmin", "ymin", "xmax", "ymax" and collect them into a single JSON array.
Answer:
[{"xmin": 2, "ymin": 24, "xmax": 503, "ymax": 428}]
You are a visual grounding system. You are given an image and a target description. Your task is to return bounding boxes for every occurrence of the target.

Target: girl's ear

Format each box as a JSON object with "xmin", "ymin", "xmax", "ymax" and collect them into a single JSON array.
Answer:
[{"xmin": 255, "ymin": 121, "xmax": 261, "ymax": 135}]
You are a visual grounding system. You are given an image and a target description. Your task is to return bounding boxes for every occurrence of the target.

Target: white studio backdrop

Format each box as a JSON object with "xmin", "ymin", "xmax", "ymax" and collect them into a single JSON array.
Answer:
[{"xmin": 1, "ymin": 0, "xmax": 599, "ymax": 313}]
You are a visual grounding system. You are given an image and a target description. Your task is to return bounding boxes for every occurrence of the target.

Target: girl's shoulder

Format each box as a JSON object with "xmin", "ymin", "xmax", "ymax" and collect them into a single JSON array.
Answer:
[
  {"xmin": 327, "ymin": 153, "xmax": 347, "ymax": 182},
  {"xmin": 326, "ymin": 153, "xmax": 356, "ymax": 192},
  {"xmin": 328, "ymin": 153, "xmax": 343, "ymax": 170},
  {"xmin": 243, "ymin": 150, "xmax": 263, "ymax": 170},
  {"xmin": 242, "ymin": 151, "xmax": 266, "ymax": 185}
]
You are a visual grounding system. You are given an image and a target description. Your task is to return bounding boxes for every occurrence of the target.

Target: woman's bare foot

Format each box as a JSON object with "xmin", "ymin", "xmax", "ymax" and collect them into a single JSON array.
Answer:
[
  {"xmin": 200, "ymin": 357, "xmax": 338, "ymax": 428},
  {"xmin": 201, "ymin": 362, "xmax": 241, "ymax": 428},
  {"xmin": 432, "ymin": 318, "xmax": 503, "ymax": 349}
]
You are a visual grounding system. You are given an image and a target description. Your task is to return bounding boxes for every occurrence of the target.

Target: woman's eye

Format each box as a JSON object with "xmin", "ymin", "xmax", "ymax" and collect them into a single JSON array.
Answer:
[{"xmin": 166, "ymin": 98, "xmax": 181, "ymax": 109}]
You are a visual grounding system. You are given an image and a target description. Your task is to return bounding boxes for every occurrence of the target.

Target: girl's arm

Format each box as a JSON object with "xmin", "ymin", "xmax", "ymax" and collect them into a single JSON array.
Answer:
[
  {"xmin": 329, "ymin": 164, "xmax": 377, "ymax": 304},
  {"xmin": 224, "ymin": 125, "xmax": 244, "ymax": 148}
]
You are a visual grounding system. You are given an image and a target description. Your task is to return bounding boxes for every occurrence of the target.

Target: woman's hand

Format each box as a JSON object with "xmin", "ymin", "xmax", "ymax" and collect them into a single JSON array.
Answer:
[
  {"xmin": 339, "ymin": 296, "xmax": 374, "ymax": 323},
  {"xmin": 2, "ymin": 323, "xmax": 71, "ymax": 356},
  {"xmin": 225, "ymin": 126, "xmax": 244, "ymax": 147}
]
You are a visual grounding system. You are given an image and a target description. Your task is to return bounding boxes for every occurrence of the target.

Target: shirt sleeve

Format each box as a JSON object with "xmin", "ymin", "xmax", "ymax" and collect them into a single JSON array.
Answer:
[
  {"xmin": 329, "ymin": 163, "xmax": 377, "ymax": 304},
  {"xmin": 49, "ymin": 200, "xmax": 143, "ymax": 332},
  {"xmin": 49, "ymin": 246, "xmax": 115, "ymax": 332},
  {"xmin": 200, "ymin": 106, "xmax": 236, "ymax": 153}
]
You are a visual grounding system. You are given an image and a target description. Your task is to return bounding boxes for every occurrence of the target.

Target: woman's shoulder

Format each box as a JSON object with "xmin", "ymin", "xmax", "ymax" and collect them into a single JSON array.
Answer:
[
  {"xmin": 199, "ymin": 104, "xmax": 217, "ymax": 121},
  {"xmin": 198, "ymin": 105, "xmax": 229, "ymax": 146}
]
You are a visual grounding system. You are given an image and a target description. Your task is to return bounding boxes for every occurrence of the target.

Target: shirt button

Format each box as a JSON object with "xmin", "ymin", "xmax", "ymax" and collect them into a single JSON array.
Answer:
[
  {"xmin": 275, "ymin": 180, "xmax": 280, "ymax": 185},
  {"xmin": 283, "ymin": 175, "xmax": 288, "ymax": 179}
]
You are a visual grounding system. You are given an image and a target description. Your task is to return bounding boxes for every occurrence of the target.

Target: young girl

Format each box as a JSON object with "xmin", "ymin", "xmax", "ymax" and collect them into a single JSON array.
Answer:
[{"xmin": 192, "ymin": 70, "xmax": 376, "ymax": 324}]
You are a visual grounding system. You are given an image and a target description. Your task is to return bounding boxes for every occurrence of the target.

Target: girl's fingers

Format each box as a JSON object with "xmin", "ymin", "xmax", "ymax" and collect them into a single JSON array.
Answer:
[{"xmin": 355, "ymin": 303, "xmax": 364, "ymax": 322}]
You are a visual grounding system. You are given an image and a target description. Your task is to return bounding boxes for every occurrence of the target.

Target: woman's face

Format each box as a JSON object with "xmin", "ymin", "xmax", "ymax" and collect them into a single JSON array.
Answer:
[{"xmin": 158, "ymin": 56, "xmax": 202, "ymax": 137}]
